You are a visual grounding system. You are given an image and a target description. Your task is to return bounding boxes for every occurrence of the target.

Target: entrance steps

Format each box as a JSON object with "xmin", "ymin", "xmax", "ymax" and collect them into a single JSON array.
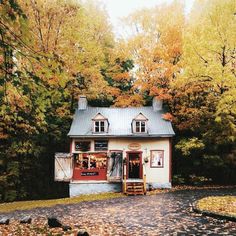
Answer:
[{"xmin": 124, "ymin": 180, "xmax": 146, "ymax": 195}]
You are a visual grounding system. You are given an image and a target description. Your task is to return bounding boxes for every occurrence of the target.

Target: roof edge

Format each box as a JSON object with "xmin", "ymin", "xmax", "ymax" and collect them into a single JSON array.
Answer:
[{"xmin": 67, "ymin": 134, "xmax": 175, "ymax": 138}]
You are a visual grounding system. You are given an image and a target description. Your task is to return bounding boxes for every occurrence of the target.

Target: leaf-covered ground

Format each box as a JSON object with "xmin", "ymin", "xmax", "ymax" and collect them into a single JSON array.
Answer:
[
  {"xmin": 0, "ymin": 185, "xmax": 233, "ymax": 213},
  {"xmin": 197, "ymin": 196, "xmax": 236, "ymax": 217},
  {"xmin": 0, "ymin": 192, "xmax": 124, "ymax": 213},
  {"xmin": 0, "ymin": 187, "xmax": 236, "ymax": 235}
]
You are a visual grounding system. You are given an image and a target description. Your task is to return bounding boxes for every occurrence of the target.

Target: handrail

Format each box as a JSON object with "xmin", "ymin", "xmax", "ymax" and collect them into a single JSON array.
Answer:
[
  {"xmin": 123, "ymin": 162, "xmax": 127, "ymax": 193},
  {"xmin": 143, "ymin": 163, "xmax": 147, "ymax": 194}
]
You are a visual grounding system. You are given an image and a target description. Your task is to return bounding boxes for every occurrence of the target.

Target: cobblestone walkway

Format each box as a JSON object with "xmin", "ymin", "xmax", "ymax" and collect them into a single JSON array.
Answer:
[{"xmin": 0, "ymin": 188, "xmax": 236, "ymax": 235}]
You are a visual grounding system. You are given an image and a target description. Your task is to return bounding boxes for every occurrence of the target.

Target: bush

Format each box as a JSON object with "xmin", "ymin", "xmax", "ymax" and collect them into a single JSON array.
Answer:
[{"xmin": 172, "ymin": 174, "xmax": 186, "ymax": 185}]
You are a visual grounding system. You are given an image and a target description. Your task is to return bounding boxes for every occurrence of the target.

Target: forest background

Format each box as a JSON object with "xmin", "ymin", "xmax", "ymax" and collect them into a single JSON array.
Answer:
[{"xmin": 0, "ymin": 0, "xmax": 235, "ymax": 202}]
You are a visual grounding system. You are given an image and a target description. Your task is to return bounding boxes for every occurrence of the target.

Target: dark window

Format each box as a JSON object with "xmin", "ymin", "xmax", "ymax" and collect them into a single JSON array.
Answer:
[
  {"xmin": 135, "ymin": 121, "xmax": 146, "ymax": 133},
  {"xmin": 141, "ymin": 121, "xmax": 146, "ymax": 132},
  {"xmin": 95, "ymin": 140, "xmax": 108, "ymax": 151},
  {"xmin": 75, "ymin": 141, "xmax": 91, "ymax": 151},
  {"xmin": 136, "ymin": 121, "xmax": 140, "ymax": 132},
  {"xmin": 100, "ymin": 121, "xmax": 105, "ymax": 132},
  {"xmin": 94, "ymin": 120, "xmax": 106, "ymax": 133}
]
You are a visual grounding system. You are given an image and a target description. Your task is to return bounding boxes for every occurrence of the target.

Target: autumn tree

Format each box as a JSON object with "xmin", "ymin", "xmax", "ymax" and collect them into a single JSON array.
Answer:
[
  {"xmin": 172, "ymin": 0, "xmax": 236, "ymax": 184},
  {"xmin": 17, "ymin": 0, "xmax": 116, "ymax": 106},
  {"xmin": 0, "ymin": 0, "xmax": 118, "ymax": 201},
  {"xmin": 123, "ymin": 1, "xmax": 184, "ymax": 106}
]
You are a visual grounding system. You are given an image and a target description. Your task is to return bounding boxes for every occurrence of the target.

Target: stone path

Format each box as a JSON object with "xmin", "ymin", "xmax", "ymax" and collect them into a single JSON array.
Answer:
[{"xmin": 0, "ymin": 188, "xmax": 236, "ymax": 235}]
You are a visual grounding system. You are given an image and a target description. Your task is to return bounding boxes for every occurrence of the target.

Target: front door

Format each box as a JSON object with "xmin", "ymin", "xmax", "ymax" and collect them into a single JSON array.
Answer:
[{"xmin": 127, "ymin": 152, "xmax": 142, "ymax": 179}]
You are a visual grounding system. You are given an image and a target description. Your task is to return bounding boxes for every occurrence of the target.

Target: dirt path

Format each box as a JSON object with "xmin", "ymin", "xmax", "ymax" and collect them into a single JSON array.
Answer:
[{"xmin": 0, "ymin": 187, "xmax": 236, "ymax": 235}]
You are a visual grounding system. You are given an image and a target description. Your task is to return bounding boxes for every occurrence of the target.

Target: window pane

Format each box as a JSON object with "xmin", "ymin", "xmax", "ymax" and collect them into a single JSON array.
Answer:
[
  {"xmin": 151, "ymin": 150, "xmax": 164, "ymax": 168},
  {"xmin": 94, "ymin": 120, "xmax": 106, "ymax": 132},
  {"xmin": 76, "ymin": 153, "xmax": 107, "ymax": 170},
  {"xmin": 75, "ymin": 141, "xmax": 90, "ymax": 151},
  {"xmin": 136, "ymin": 121, "xmax": 140, "ymax": 132},
  {"xmin": 95, "ymin": 140, "xmax": 108, "ymax": 151},
  {"xmin": 95, "ymin": 121, "xmax": 99, "ymax": 132},
  {"xmin": 141, "ymin": 122, "xmax": 146, "ymax": 132},
  {"xmin": 100, "ymin": 121, "xmax": 105, "ymax": 132}
]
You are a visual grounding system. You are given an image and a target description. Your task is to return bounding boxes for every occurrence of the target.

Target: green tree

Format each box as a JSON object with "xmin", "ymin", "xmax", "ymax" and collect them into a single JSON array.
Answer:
[
  {"xmin": 171, "ymin": 0, "xmax": 236, "ymax": 184},
  {"xmin": 0, "ymin": 0, "xmax": 118, "ymax": 202}
]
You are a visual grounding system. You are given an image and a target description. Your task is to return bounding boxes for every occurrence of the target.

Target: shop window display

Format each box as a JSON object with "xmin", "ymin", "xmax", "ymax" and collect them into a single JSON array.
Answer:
[{"xmin": 75, "ymin": 153, "xmax": 107, "ymax": 170}]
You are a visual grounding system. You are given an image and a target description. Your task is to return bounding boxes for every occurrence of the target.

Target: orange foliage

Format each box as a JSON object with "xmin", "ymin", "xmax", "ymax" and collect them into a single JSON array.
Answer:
[
  {"xmin": 113, "ymin": 94, "xmax": 144, "ymax": 107},
  {"xmin": 162, "ymin": 113, "xmax": 174, "ymax": 122},
  {"xmin": 125, "ymin": 1, "xmax": 184, "ymax": 105},
  {"xmin": 112, "ymin": 72, "xmax": 130, "ymax": 81}
]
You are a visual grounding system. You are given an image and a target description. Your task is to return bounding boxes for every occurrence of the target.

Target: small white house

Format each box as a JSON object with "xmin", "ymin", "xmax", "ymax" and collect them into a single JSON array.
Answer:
[{"xmin": 55, "ymin": 96, "xmax": 175, "ymax": 197}]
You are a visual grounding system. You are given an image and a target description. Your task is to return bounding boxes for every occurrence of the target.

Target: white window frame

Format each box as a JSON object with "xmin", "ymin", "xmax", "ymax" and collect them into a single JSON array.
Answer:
[
  {"xmin": 134, "ymin": 120, "xmax": 147, "ymax": 133},
  {"xmin": 94, "ymin": 120, "xmax": 106, "ymax": 133}
]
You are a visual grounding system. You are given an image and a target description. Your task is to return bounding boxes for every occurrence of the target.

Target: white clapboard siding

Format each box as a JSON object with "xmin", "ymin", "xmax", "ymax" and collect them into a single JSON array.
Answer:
[{"xmin": 55, "ymin": 153, "xmax": 73, "ymax": 181}]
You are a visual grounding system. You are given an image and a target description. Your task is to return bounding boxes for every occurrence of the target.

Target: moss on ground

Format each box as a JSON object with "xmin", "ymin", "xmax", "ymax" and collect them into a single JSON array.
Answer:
[
  {"xmin": 0, "ymin": 192, "xmax": 124, "ymax": 213},
  {"xmin": 196, "ymin": 196, "xmax": 236, "ymax": 217}
]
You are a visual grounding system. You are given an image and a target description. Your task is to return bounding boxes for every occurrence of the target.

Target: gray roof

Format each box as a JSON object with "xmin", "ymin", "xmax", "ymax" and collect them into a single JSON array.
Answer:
[{"xmin": 68, "ymin": 106, "xmax": 175, "ymax": 138}]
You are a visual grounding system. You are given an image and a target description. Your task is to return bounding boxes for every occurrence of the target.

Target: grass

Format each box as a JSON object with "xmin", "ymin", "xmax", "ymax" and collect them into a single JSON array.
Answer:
[
  {"xmin": 196, "ymin": 196, "xmax": 236, "ymax": 217},
  {"xmin": 0, "ymin": 192, "xmax": 125, "ymax": 213}
]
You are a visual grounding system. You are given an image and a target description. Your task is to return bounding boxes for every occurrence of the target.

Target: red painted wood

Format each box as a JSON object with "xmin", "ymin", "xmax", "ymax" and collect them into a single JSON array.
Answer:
[{"xmin": 72, "ymin": 168, "xmax": 107, "ymax": 181}]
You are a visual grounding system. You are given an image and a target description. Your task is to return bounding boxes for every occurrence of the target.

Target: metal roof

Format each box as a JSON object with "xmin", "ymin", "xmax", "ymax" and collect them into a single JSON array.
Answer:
[{"xmin": 68, "ymin": 106, "xmax": 175, "ymax": 138}]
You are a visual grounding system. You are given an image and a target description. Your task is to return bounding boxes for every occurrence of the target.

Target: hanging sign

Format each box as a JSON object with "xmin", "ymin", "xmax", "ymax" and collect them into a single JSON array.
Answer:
[{"xmin": 128, "ymin": 143, "xmax": 141, "ymax": 150}]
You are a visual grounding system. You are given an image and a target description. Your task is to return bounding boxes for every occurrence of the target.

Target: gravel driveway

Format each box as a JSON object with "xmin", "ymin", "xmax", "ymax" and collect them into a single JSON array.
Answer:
[{"xmin": 0, "ymin": 187, "xmax": 236, "ymax": 235}]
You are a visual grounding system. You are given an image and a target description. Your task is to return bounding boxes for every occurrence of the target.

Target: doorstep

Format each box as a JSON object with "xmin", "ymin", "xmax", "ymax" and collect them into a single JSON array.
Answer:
[
  {"xmin": 124, "ymin": 179, "xmax": 144, "ymax": 183},
  {"xmin": 70, "ymin": 180, "xmax": 109, "ymax": 184}
]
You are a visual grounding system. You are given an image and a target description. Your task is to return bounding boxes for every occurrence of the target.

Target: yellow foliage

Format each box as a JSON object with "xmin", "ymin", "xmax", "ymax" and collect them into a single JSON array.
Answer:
[{"xmin": 123, "ymin": 1, "xmax": 184, "ymax": 100}]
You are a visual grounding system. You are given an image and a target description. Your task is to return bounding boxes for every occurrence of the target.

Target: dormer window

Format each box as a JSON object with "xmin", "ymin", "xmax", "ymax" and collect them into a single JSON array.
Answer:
[
  {"xmin": 135, "ymin": 121, "xmax": 146, "ymax": 133},
  {"xmin": 92, "ymin": 113, "xmax": 108, "ymax": 133},
  {"xmin": 132, "ymin": 113, "xmax": 148, "ymax": 133},
  {"xmin": 95, "ymin": 120, "xmax": 105, "ymax": 132}
]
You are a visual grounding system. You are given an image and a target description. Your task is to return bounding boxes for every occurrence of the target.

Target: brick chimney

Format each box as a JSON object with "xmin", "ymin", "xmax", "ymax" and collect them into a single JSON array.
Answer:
[
  {"xmin": 78, "ymin": 95, "xmax": 87, "ymax": 110},
  {"xmin": 152, "ymin": 97, "xmax": 163, "ymax": 111}
]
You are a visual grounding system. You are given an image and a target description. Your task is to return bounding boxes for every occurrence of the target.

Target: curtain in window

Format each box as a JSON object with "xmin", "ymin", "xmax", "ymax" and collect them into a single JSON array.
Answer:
[{"xmin": 107, "ymin": 152, "xmax": 122, "ymax": 181}]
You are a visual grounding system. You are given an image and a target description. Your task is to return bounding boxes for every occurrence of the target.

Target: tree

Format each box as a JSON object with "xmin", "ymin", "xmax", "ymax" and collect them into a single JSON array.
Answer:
[
  {"xmin": 0, "ymin": 0, "xmax": 118, "ymax": 201},
  {"xmin": 172, "ymin": 0, "xmax": 236, "ymax": 140},
  {"xmin": 171, "ymin": 0, "xmax": 236, "ymax": 184},
  {"xmin": 123, "ymin": 1, "xmax": 184, "ymax": 105}
]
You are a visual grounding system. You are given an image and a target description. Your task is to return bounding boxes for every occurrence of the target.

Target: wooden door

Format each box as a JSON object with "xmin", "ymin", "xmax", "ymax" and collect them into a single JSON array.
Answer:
[
  {"xmin": 127, "ymin": 152, "xmax": 142, "ymax": 179},
  {"xmin": 54, "ymin": 153, "xmax": 73, "ymax": 181}
]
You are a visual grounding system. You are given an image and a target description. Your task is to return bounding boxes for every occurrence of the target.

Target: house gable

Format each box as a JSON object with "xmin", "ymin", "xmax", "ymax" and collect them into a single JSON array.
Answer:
[
  {"xmin": 92, "ymin": 113, "xmax": 108, "ymax": 121},
  {"xmin": 92, "ymin": 113, "xmax": 109, "ymax": 133},
  {"xmin": 133, "ymin": 112, "xmax": 148, "ymax": 121},
  {"xmin": 132, "ymin": 112, "xmax": 148, "ymax": 134}
]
